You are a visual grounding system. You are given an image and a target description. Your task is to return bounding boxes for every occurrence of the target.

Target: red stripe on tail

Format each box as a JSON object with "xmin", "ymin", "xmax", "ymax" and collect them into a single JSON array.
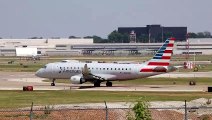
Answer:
[
  {"xmin": 164, "ymin": 50, "xmax": 173, "ymax": 53},
  {"xmin": 167, "ymin": 44, "xmax": 174, "ymax": 47},
  {"xmin": 161, "ymin": 56, "xmax": 171, "ymax": 59}
]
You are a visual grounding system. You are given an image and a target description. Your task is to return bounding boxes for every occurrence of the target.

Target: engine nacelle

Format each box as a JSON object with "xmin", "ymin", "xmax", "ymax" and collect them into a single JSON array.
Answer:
[
  {"xmin": 70, "ymin": 76, "xmax": 85, "ymax": 84},
  {"xmin": 153, "ymin": 66, "xmax": 177, "ymax": 72},
  {"xmin": 153, "ymin": 67, "xmax": 167, "ymax": 72}
]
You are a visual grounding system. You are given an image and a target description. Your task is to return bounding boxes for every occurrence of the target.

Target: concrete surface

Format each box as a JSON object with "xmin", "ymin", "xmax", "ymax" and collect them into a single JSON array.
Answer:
[{"xmin": 0, "ymin": 71, "xmax": 211, "ymax": 91}]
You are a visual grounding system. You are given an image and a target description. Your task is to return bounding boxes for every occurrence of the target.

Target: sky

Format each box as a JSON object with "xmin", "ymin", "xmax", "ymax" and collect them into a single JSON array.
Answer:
[{"xmin": 0, "ymin": 0, "xmax": 212, "ymax": 38}]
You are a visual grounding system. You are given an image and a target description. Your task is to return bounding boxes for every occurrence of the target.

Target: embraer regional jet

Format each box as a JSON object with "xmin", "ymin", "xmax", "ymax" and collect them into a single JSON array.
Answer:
[{"xmin": 36, "ymin": 38, "xmax": 178, "ymax": 87}]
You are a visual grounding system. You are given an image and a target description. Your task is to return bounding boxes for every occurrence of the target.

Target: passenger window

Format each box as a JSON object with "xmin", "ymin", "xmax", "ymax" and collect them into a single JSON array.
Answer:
[
  {"xmin": 118, "ymin": 68, "xmax": 120, "ymax": 70},
  {"xmin": 111, "ymin": 68, "xmax": 112, "ymax": 70},
  {"xmin": 103, "ymin": 68, "xmax": 105, "ymax": 70},
  {"xmin": 122, "ymin": 68, "xmax": 124, "ymax": 70},
  {"xmin": 126, "ymin": 68, "xmax": 127, "ymax": 70},
  {"xmin": 107, "ymin": 68, "xmax": 109, "ymax": 70}
]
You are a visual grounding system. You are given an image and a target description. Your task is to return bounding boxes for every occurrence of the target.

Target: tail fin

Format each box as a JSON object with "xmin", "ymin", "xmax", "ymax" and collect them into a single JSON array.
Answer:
[{"xmin": 146, "ymin": 37, "xmax": 175, "ymax": 66}]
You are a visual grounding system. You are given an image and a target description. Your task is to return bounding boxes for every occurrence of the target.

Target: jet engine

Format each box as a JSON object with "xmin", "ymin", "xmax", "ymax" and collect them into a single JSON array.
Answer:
[
  {"xmin": 152, "ymin": 67, "xmax": 167, "ymax": 72},
  {"xmin": 70, "ymin": 76, "xmax": 86, "ymax": 84}
]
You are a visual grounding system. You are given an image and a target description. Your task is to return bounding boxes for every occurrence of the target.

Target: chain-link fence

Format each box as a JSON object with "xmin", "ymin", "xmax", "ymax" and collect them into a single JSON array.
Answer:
[{"xmin": 0, "ymin": 106, "xmax": 212, "ymax": 120}]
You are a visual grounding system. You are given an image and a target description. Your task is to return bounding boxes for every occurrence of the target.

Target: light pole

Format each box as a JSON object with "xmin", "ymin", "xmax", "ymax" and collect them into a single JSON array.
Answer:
[{"xmin": 161, "ymin": 26, "xmax": 164, "ymax": 42}]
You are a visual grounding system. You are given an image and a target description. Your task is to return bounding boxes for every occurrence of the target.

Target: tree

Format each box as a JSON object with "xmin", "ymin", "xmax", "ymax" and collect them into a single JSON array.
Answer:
[
  {"xmin": 197, "ymin": 32, "xmax": 205, "ymax": 38},
  {"xmin": 69, "ymin": 36, "xmax": 80, "ymax": 39},
  {"xmin": 84, "ymin": 36, "xmax": 93, "ymax": 39},
  {"xmin": 108, "ymin": 30, "xmax": 121, "ymax": 43},
  {"xmin": 122, "ymin": 33, "xmax": 130, "ymax": 43},
  {"xmin": 133, "ymin": 98, "xmax": 151, "ymax": 120},
  {"xmin": 203, "ymin": 31, "xmax": 212, "ymax": 38},
  {"xmin": 127, "ymin": 97, "xmax": 151, "ymax": 120},
  {"xmin": 93, "ymin": 35, "xmax": 108, "ymax": 43},
  {"xmin": 29, "ymin": 37, "xmax": 43, "ymax": 39},
  {"xmin": 108, "ymin": 30, "xmax": 130, "ymax": 43},
  {"xmin": 187, "ymin": 32, "xmax": 197, "ymax": 38},
  {"xmin": 188, "ymin": 31, "xmax": 212, "ymax": 38}
]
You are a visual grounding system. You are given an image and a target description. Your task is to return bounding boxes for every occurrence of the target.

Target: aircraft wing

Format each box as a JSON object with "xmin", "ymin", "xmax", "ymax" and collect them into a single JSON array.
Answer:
[{"xmin": 81, "ymin": 64, "xmax": 116, "ymax": 82}]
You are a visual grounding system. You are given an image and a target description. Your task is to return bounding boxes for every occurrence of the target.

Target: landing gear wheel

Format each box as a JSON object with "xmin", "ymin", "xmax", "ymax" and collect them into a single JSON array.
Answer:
[
  {"xmin": 94, "ymin": 81, "xmax": 101, "ymax": 87},
  {"xmin": 51, "ymin": 83, "xmax": 55, "ymax": 86},
  {"xmin": 51, "ymin": 79, "xmax": 56, "ymax": 86},
  {"xmin": 106, "ymin": 81, "xmax": 112, "ymax": 87}
]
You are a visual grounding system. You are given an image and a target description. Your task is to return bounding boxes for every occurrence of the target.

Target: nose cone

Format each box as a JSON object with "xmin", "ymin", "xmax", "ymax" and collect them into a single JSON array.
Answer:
[{"xmin": 35, "ymin": 69, "xmax": 43, "ymax": 77}]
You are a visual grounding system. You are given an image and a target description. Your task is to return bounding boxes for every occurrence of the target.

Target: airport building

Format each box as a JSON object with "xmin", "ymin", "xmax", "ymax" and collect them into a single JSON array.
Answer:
[
  {"xmin": 0, "ymin": 38, "xmax": 93, "ymax": 56},
  {"xmin": 118, "ymin": 25, "xmax": 187, "ymax": 42},
  {"xmin": 0, "ymin": 38, "xmax": 212, "ymax": 56}
]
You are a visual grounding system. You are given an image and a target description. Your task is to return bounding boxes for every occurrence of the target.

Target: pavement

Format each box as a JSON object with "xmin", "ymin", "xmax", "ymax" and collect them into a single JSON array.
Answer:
[{"xmin": 0, "ymin": 71, "xmax": 211, "ymax": 91}]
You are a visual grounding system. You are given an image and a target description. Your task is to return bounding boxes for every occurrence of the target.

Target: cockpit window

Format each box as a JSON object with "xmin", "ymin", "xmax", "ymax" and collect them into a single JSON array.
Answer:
[{"xmin": 42, "ymin": 65, "xmax": 47, "ymax": 69}]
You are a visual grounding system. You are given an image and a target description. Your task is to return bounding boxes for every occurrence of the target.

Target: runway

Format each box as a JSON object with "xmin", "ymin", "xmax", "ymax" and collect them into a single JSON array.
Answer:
[{"xmin": 0, "ymin": 71, "xmax": 211, "ymax": 91}]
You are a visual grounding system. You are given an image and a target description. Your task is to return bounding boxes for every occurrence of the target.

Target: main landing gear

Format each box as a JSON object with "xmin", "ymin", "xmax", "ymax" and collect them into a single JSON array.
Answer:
[
  {"xmin": 106, "ymin": 81, "xmax": 112, "ymax": 87},
  {"xmin": 51, "ymin": 79, "xmax": 56, "ymax": 86},
  {"xmin": 94, "ymin": 80, "xmax": 101, "ymax": 87},
  {"xmin": 93, "ymin": 81, "xmax": 113, "ymax": 87}
]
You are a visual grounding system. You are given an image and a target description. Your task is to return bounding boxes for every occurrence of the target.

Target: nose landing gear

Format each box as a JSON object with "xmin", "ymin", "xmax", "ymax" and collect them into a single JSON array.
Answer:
[{"xmin": 51, "ymin": 79, "xmax": 56, "ymax": 86}]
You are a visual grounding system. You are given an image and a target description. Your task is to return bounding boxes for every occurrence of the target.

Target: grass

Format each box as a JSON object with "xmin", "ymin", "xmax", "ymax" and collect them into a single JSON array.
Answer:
[{"xmin": 0, "ymin": 90, "xmax": 211, "ymax": 108}]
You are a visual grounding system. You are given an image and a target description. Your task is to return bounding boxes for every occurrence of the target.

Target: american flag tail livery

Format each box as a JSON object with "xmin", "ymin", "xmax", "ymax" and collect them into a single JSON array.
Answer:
[{"xmin": 141, "ymin": 37, "xmax": 176, "ymax": 72}]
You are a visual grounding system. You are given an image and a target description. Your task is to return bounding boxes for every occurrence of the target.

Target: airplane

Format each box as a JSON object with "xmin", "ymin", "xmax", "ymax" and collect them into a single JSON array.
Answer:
[{"xmin": 35, "ymin": 37, "xmax": 178, "ymax": 87}]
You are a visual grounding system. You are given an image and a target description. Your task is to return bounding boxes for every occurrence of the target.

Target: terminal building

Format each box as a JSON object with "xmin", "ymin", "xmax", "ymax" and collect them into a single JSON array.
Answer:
[{"xmin": 0, "ymin": 38, "xmax": 212, "ymax": 56}]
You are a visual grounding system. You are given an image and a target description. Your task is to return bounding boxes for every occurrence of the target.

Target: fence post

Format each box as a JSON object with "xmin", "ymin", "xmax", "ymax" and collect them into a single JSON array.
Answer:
[
  {"xmin": 104, "ymin": 101, "xmax": 108, "ymax": 120},
  {"xmin": 185, "ymin": 100, "xmax": 187, "ymax": 120},
  {"xmin": 30, "ymin": 102, "xmax": 33, "ymax": 120}
]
